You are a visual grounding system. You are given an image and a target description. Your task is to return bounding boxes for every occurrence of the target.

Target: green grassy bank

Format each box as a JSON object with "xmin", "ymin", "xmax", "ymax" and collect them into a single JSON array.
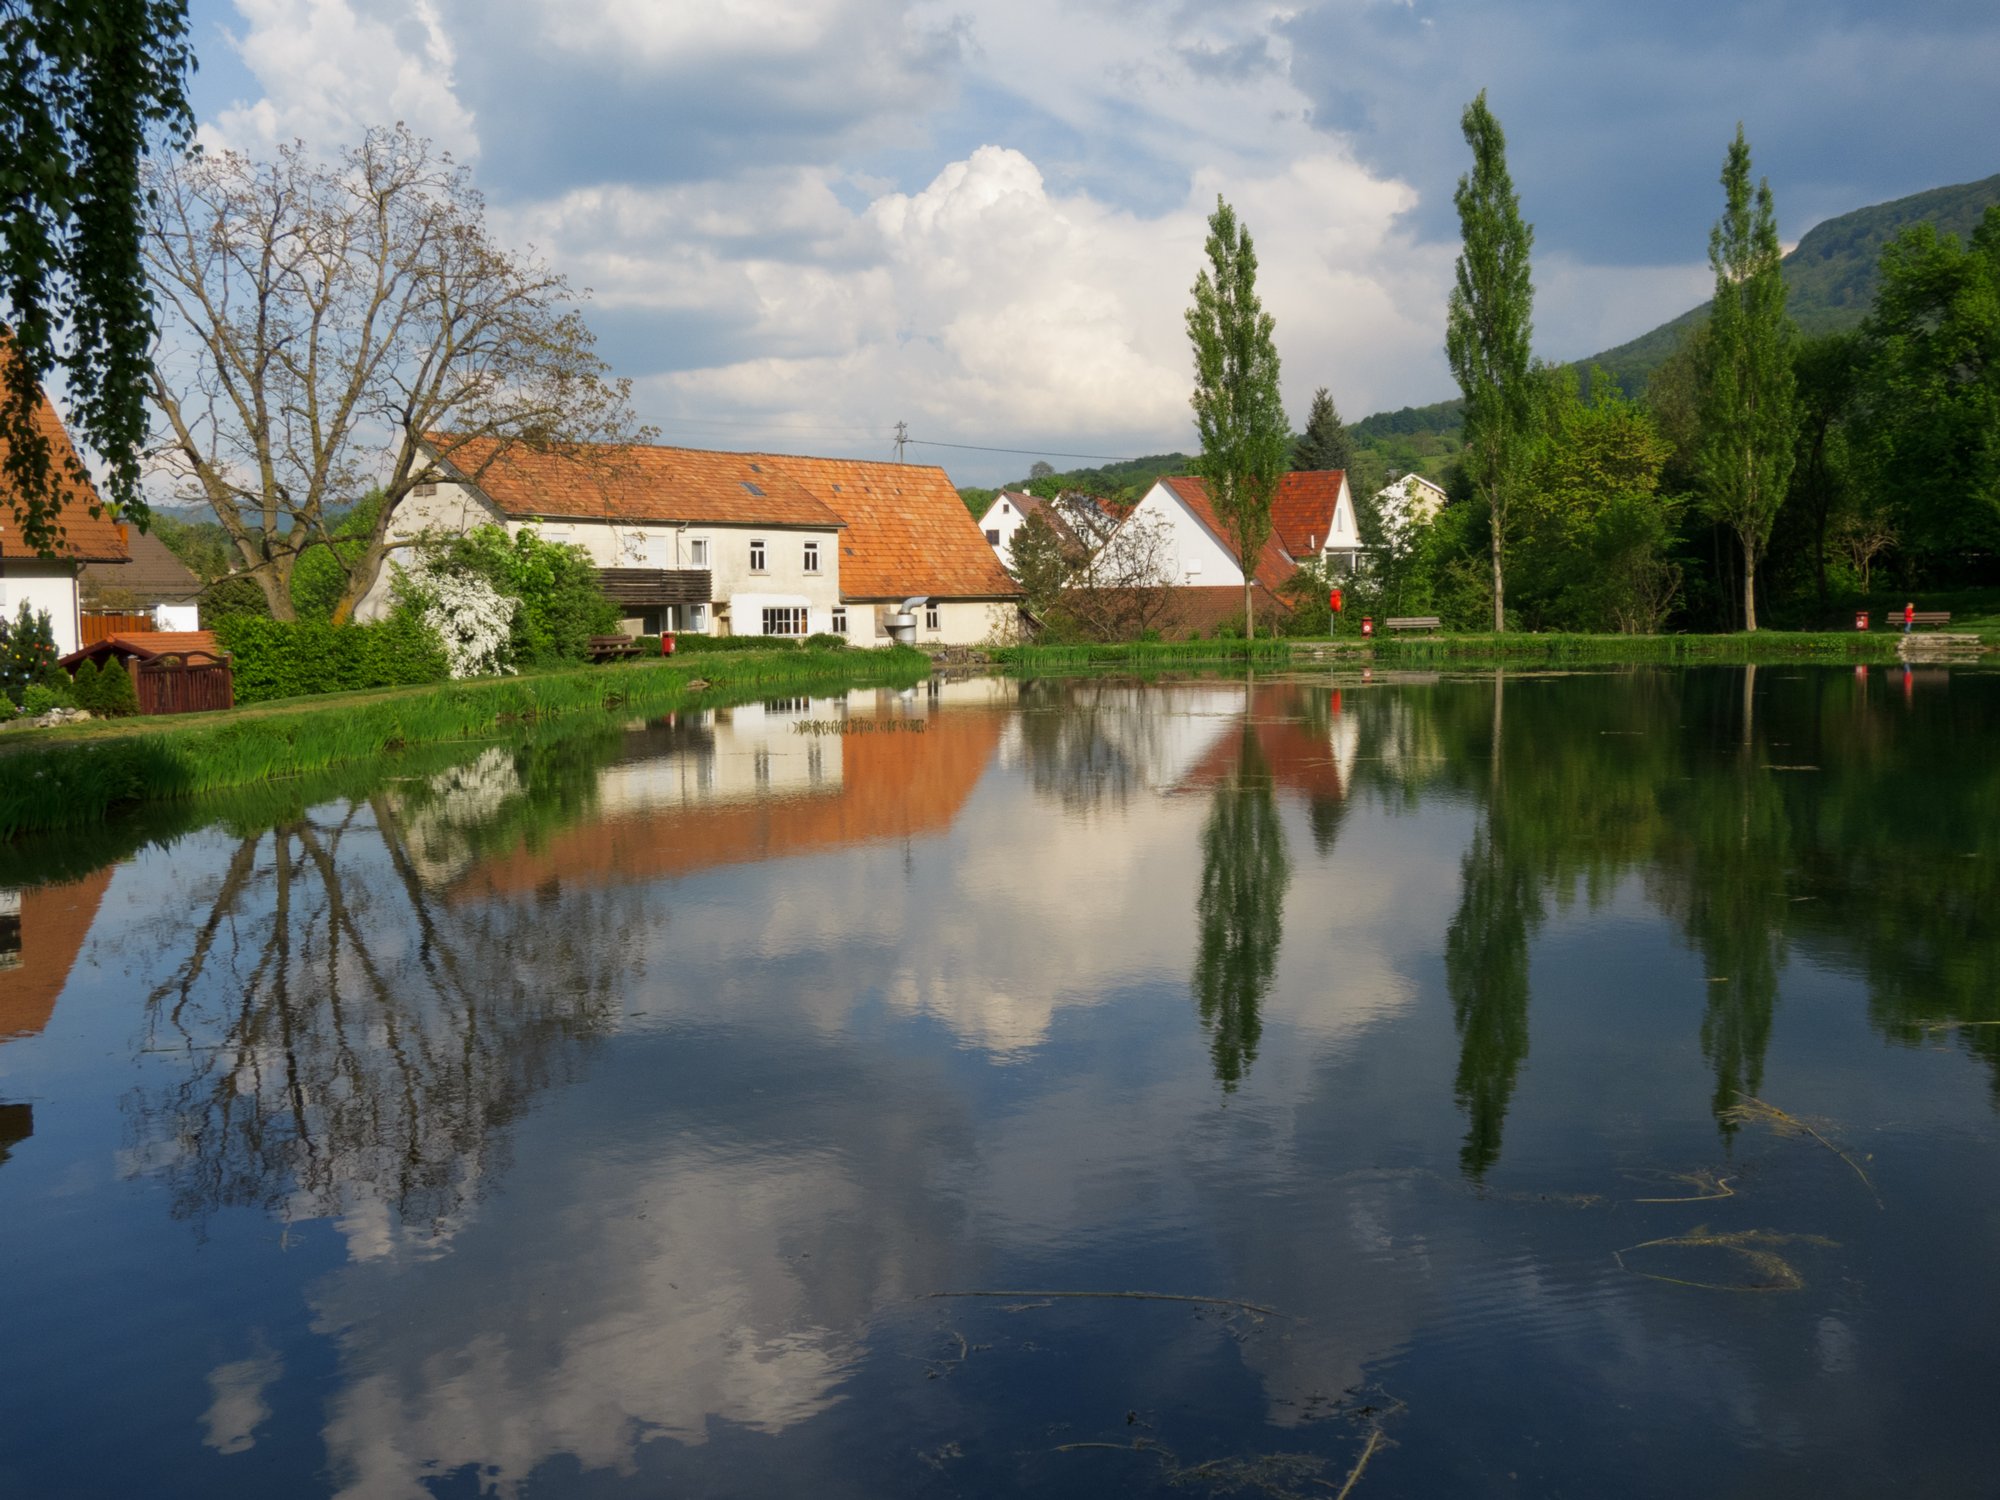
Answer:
[
  {"xmin": 0, "ymin": 646, "xmax": 931, "ymax": 840},
  {"xmin": 993, "ymin": 630, "xmax": 1926, "ymax": 674}
]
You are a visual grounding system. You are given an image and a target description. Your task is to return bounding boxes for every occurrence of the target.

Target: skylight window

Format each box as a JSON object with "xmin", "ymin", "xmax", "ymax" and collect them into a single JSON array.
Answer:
[{"xmin": 741, "ymin": 481, "xmax": 765, "ymax": 496}]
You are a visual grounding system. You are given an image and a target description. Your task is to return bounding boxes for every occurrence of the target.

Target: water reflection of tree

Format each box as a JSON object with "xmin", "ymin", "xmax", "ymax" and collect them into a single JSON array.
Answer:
[
  {"xmin": 1446, "ymin": 823, "xmax": 1540, "ymax": 1176},
  {"xmin": 1193, "ymin": 723, "xmax": 1291, "ymax": 1090},
  {"xmin": 1012, "ymin": 679, "xmax": 1152, "ymax": 811},
  {"xmin": 125, "ymin": 783, "xmax": 629, "ymax": 1242}
]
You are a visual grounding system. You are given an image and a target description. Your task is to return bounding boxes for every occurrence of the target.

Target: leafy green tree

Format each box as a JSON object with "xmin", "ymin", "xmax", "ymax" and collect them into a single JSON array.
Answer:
[
  {"xmin": 0, "ymin": 0, "xmax": 193, "ymax": 551},
  {"xmin": 1193, "ymin": 721, "xmax": 1291, "ymax": 1090},
  {"xmin": 1447, "ymin": 822, "xmax": 1539, "ymax": 1177},
  {"xmin": 1445, "ymin": 91, "xmax": 1538, "ymax": 634},
  {"xmin": 1858, "ymin": 205, "xmax": 2000, "ymax": 567},
  {"xmin": 68, "ymin": 655, "xmax": 100, "ymax": 710},
  {"xmin": 1292, "ymin": 386, "xmax": 1355, "ymax": 472},
  {"xmin": 1784, "ymin": 331, "xmax": 1862, "ymax": 609},
  {"xmin": 93, "ymin": 652, "xmax": 137, "ymax": 715},
  {"xmin": 437, "ymin": 524, "xmax": 617, "ymax": 665},
  {"xmin": 290, "ymin": 491, "xmax": 385, "ymax": 621},
  {"xmin": 1007, "ymin": 509, "xmax": 1073, "ymax": 618},
  {"xmin": 1696, "ymin": 126, "xmax": 1796, "ymax": 632},
  {"xmin": 1515, "ymin": 368, "xmax": 1679, "ymax": 631},
  {"xmin": 1187, "ymin": 196, "xmax": 1290, "ymax": 640}
]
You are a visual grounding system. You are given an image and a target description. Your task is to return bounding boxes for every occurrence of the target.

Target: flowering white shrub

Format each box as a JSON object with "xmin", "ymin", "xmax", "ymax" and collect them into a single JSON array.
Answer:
[{"xmin": 402, "ymin": 562, "xmax": 519, "ymax": 679}]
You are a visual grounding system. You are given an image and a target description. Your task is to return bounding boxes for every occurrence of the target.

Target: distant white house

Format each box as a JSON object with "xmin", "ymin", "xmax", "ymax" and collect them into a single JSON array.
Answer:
[
  {"xmin": 976, "ymin": 489, "xmax": 1122, "ymax": 573},
  {"xmin": 1375, "ymin": 473, "xmax": 1448, "ymax": 534}
]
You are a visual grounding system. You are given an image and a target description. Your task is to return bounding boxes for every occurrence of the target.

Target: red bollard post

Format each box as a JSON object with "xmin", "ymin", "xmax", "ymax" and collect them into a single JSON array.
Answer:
[
  {"xmin": 1854, "ymin": 610, "xmax": 1869, "ymax": 631},
  {"xmin": 661, "ymin": 632, "xmax": 676, "ymax": 656},
  {"xmin": 1361, "ymin": 616, "xmax": 1374, "ymax": 637}
]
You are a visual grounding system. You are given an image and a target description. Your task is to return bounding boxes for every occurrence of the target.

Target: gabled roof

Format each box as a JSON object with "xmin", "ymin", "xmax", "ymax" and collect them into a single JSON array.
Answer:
[
  {"xmin": 80, "ymin": 529, "xmax": 201, "ymax": 605},
  {"xmin": 0, "ymin": 351, "xmax": 130, "ymax": 563},
  {"xmin": 429, "ymin": 434, "xmax": 845, "ymax": 530},
  {"xmin": 766, "ymin": 455, "xmax": 1020, "ymax": 600},
  {"xmin": 1157, "ymin": 477, "xmax": 1298, "ymax": 592},
  {"xmin": 1269, "ymin": 470, "xmax": 1349, "ymax": 558},
  {"xmin": 60, "ymin": 630, "xmax": 225, "ymax": 670}
]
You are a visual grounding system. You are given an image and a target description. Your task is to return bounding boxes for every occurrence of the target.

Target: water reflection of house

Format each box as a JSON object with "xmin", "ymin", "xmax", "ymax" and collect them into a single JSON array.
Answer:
[
  {"xmin": 0, "ymin": 868, "xmax": 112, "ymax": 1042},
  {"xmin": 451, "ymin": 697, "xmax": 1008, "ymax": 900},
  {"xmin": 1172, "ymin": 684, "xmax": 1361, "ymax": 804}
]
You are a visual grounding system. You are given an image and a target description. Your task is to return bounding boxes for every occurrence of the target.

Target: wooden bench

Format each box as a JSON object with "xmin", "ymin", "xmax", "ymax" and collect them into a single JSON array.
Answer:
[
  {"xmin": 1893, "ymin": 611, "xmax": 1952, "ymax": 630},
  {"xmin": 587, "ymin": 634, "xmax": 642, "ymax": 661},
  {"xmin": 1385, "ymin": 616, "xmax": 1443, "ymax": 634}
]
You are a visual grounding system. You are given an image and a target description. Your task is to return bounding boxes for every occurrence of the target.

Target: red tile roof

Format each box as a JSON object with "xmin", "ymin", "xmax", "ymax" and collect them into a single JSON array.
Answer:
[
  {"xmin": 60, "ymin": 630, "xmax": 225, "ymax": 670},
  {"xmin": 430, "ymin": 434, "xmax": 845, "ymax": 530},
  {"xmin": 1269, "ymin": 470, "xmax": 1348, "ymax": 559},
  {"xmin": 767, "ymin": 455, "xmax": 1021, "ymax": 601},
  {"xmin": 1158, "ymin": 476, "xmax": 1298, "ymax": 592},
  {"xmin": 0, "ymin": 351, "xmax": 130, "ymax": 563}
]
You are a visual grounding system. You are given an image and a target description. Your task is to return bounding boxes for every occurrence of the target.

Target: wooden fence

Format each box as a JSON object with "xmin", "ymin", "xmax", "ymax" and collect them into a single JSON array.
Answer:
[
  {"xmin": 133, "ymin": 654, "xmax": 235, "ymax": 715},
  {"xmin": 81, "ymin": 612, "xmax": 155, "ymax": 644}
]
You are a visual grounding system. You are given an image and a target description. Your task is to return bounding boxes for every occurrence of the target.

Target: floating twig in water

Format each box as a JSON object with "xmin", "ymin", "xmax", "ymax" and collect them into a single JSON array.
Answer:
[
  {"xmin": 1332, "ymin": 1427, "xmax": 1387, "ymax": 1500},
  {"xmin": 1912, "ymin": 1019, "xmax": 2000, "ymax": 1030},
  {"xmin": 923, "ymin": 1289, "xmax": 1281, "ymax": 1316},
  {"xmin": 1630, "ymin": 1169, "xmax": 1737, "ymax": 1203},
  {"xmin": 1725, "ymin": 1094, "xmax": 1880, "ymax": 1204},
  {"xmin": 1614, "ymin": 1227, "xmax": 1837, "ymax": 1293}
]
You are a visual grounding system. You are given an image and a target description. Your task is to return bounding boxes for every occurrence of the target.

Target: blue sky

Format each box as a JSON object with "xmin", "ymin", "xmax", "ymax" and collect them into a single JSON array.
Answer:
[{"xmin": 179, "ymin": 0, "xmax": 2000, "ymax": 484}]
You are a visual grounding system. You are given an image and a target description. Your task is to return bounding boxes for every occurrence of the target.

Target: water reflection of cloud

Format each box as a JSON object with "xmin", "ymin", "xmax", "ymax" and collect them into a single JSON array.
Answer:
[{"xmin": 201, "ymin": 1336, "xmax": 283, "ymax": 1455}]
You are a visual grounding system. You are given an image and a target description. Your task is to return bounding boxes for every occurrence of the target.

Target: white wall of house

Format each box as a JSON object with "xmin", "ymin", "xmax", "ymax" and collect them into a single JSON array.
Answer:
[
  {"xmin": 976, "ymin": 493, "xmax": 1033, "ymax": 570},
  {"xmin": 841, "ymin": 598, "xmax": 1022, "ymax": 649},
  {"xmin": 354, "ymin": 479, "xmax": 844, "ymax": 637},
  {"xmin": 1111, "ymin": 481, "xmax": 1244, "ymax": 586},
  {"xmin": 0, "ymin": 561, "xmax": 82, "ymax": 655},
  {"xmin": 596, "ymin": 697, "xmax": 845, "ymax": 814},
  {"xmin": 154, "ymin": 603, "xmax": 201, "ymax": 632},
  {"xmin": 1376, "ymin": 474, "xmax": 1446, "ymax": 532}
]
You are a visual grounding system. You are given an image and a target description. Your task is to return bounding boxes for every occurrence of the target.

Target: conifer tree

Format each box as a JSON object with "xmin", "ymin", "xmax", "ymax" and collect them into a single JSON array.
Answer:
[
  {"xmin": 1445, "ymin": 91, "xmax": 1537, "ymax": 634},
  {"xmin": 1187, "ymin": 197, "xmax": 1289, "ymax": 640},
  {"xmin": 1291, "ymin": 387, "xmax": 1355, "ymax": 472},
  {"xmin": 1696, "ymin": 125, "xmax": 1795, "ymax": 632}
]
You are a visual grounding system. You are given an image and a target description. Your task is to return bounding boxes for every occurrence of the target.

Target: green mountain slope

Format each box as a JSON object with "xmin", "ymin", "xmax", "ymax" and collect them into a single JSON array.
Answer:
[{"xmin": 1351, "ymin": 170, "xmax": 2000, "ymax": 462}]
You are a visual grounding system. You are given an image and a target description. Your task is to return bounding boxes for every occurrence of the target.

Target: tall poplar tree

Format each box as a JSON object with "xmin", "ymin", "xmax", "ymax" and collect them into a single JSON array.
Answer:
[
  {"xmin": 1445, "ymin": 92, "xmax": 1537, "ymax": 634},
  {"xmin": 1187, "ymin": 196, "xmax": 1289, "ymax": 640},
  {"xmin": 1292, "ymin": 387, "xmax": 1354, "ymax": 472},
  {"xmin": 1697, "ymin": 125, "xmax": 1795, "ymax": 632}
]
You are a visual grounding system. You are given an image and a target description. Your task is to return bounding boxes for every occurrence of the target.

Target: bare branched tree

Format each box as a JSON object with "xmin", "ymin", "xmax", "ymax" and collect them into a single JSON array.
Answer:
[
  {"xmin": 143, "ymin": 124, "xmax": 646, "ymax": 620},
  {"xmin": 1053, "ymin": 508, "xmax": 1181, "ymax": 641}
]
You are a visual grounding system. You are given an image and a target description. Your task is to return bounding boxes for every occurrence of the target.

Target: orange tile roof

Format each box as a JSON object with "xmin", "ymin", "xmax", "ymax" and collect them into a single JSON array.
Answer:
[
  {"xmin": 0, "ymin": 350, "xmax": 129, "ymax": 563},
  {"xmin": 765, "ymin": 455, "xmax": 1021, "ymax": 600},
  {"xmin": 451, "ymin": 706, "xmax": 1007, "ymax": 900},
  {"xmin": 1159, "ymin": 476, "xmax": 1298, "ymax": 592},
  {"xmin": 429, "ymin": 434, "xmax": 845, "ymax": 530},
  {"xmin": 0, "ymin": 868, "xmax": 113, "ymax": 1044},
  {"xmin": 1175, "ymin": 684, "xmax": 1348, "ymax": 803},
  {"xmin": 59, "ymin": 630, "xmax": 225, "ymax": 670},
  {"xmin": 1269, "ymin": 470, "xmax": 1348, "ymax": 559}
]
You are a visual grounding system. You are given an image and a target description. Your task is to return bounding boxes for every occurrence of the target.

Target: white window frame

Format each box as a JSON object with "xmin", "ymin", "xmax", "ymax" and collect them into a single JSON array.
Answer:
[
  {"xmin": 687, "ymin": 602, "xmax": 708, "ymax": 632},
  {"xmin": 760, "ymin": 605, "xmax": 807, "ymax": 637},
  {"xmin": 831, "ymin": 606, "xmax": 847, "ymax": 635},
  {"xmin": 749, "ymin": 539, "xmax": 767, "ymax": 573},
  {"xmin": 925, "ymin": 603, "xmax": 941, "ymax": 631},
  {"xmin": 803, "ymin": 540, "xmax": 821, "ymax": 573},
  {"xmin": 688, "ymin": 537, "xmax": 709, "ymax": 567}
]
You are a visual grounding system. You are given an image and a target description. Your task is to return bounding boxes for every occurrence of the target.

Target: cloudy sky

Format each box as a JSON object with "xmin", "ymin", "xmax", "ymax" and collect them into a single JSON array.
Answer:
[{"xmin": 180, "ymin": 0, "xmax": 2000, "ymax": 484}]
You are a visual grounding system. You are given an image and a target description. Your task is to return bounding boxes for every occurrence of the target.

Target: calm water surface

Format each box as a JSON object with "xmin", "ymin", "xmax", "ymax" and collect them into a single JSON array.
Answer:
[{"xmin": 3, "ymin": 666, "xmax": 1998, "ymax": 1498}]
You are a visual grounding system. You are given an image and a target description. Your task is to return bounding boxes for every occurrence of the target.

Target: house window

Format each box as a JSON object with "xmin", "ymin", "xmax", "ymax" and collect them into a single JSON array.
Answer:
[
  {"xmin": 831, "ymin": 607, "xmax": 847, "ymax": 635},
  {"xmin": 750, "ymin": 539, "xmax": 767, "ymax": 572},
  {"xmin": 761, "ymin": 606, "xmax": 806, "ymax": 636},
  {"xmin": 689, "ymin": 537, "xmax": 709, "ymax": 567},
  {"xmin": 803, "ymin": 540, "xmax": 821, "ymax": 573},
  {"xmin": 1001, "ymin": 502, "xmax": 1010, "ymax": 514},
  {"xmin": 985, "ymin": 529, "xmax": 1000, "ymax": 544},
  {"xmin": 688, "ymin": 603, "xmax": 708, "ymax": 632},
  {"xmin": 414, "ymin": 481, "xmax": 437, "ymax": 497},
  {"xmin": 925, "ymin": 603, "xmax": 941, "ymax": 631}
]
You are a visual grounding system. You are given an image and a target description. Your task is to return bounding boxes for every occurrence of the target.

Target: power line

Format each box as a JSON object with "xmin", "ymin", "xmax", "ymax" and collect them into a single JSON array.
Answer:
[{"xmin": 906, "ymin": 437, "xmax": 1139, "ymax": 463}]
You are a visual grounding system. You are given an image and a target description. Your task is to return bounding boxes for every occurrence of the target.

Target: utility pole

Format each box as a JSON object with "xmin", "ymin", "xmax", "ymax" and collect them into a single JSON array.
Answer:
[{"xmin": 893, "ymin": 420, "xmax": 909, "ymax": 463}]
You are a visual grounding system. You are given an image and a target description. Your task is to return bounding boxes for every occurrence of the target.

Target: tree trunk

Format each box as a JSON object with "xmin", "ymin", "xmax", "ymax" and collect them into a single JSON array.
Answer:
[
  {"xmin": 1490, "ymin": 524, "xmax": 1505, "ymax": 633},
  {"xmin": 1741, "ymin": 535, "xmax": 1758, "ymax": 633},
  {"xmin": 1243, "ymin": 576, "xmax": 1255, "ymax": 642}
]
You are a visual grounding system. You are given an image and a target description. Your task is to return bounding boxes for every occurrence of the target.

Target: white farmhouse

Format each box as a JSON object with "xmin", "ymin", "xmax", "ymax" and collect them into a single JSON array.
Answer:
[
  {"xmin": 1375, "ymin": 473, "xmax": 1448, "ymax": 533},
  {"xmin": 356, "ymin": 437, "xmax": 848, "ymax": 638}
]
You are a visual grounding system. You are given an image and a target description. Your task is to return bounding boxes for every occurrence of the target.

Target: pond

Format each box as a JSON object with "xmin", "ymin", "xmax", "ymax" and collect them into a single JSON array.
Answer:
[{"xmin": 2, "ymin": 665, "xmax": 1997, "ymax": 1498}]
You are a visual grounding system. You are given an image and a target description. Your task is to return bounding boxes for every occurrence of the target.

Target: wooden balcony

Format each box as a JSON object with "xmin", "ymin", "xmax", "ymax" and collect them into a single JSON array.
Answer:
[{"xmin": 596, "ymin": 568, "xmax": 712, "ymax": 607}]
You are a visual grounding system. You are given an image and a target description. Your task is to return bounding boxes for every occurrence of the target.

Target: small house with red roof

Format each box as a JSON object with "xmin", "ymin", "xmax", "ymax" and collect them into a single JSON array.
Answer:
[{"xmin": 0, "ymin": 365, "xmax": 132, "ymax": 654}]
